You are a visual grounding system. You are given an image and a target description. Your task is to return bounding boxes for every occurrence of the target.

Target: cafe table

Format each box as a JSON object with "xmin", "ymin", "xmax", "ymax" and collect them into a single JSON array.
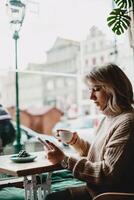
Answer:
[{"xmin": 0, "ymin": 151, "xmax": 62, "ymax": 200}]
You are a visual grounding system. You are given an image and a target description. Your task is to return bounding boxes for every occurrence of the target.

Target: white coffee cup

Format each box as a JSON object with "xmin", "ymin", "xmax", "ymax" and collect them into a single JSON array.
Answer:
[{"xmin": 56, "ymin": 129, "xmax": 73, "ymax": 143}]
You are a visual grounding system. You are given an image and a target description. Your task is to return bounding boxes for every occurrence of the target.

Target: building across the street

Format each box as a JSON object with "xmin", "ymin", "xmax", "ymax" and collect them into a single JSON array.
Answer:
[{"xmin": 0, "ymin": 26, "xmax": 133, "ymax": 116}]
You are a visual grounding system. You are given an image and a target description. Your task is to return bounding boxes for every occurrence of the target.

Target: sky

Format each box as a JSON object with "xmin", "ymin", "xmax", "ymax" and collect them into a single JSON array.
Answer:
[{"xmin": 0, "ymin": 0, "xmax": 118, "ymax": 70}]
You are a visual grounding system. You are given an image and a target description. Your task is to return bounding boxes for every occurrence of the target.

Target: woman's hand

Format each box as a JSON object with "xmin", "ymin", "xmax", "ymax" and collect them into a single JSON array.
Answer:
[
  {"xmin": 46, "ymin": 140, "xmax": 65, "ymax": 165},
  {"xmin": 67, "ymin": 132, "xmax": 78, "ymax": 145}
]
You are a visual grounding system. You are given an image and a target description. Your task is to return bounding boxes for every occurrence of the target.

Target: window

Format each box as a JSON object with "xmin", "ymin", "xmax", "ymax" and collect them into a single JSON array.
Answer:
[
  {"xmin": 56, "ymin": 78, "xmax": 64, "ymax": 88},
  {"xmin": 46, "ymin": 80, "xmax": 54, "ymax": 90},
  {"xmin": 92, "ymin": 57, "xmax": 96, "ymax": 65},
  {"xmin": 100, "ymin": 56, "xmax": 104, "ymax": 63},
  {"xmin": 85, "ymin": 59, "xmax": 88, "ymax": 66}
]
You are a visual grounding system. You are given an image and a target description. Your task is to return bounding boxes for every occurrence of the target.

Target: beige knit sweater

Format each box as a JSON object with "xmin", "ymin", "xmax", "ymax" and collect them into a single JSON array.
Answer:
[{"xmin": 67, "ymin": 110, "xmax": 134, "ymax": 196}]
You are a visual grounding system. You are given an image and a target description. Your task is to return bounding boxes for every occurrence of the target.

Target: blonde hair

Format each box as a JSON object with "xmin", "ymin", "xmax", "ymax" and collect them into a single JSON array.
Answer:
[{"xmin": 85, "ymin": 63, "xmax": 134, "ymax": 114}]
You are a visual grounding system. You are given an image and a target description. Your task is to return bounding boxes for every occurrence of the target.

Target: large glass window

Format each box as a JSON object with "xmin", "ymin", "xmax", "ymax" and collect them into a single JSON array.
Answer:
[{"xmin": 0, "ymin": 0, "xmax": 134, "ymax": 156}]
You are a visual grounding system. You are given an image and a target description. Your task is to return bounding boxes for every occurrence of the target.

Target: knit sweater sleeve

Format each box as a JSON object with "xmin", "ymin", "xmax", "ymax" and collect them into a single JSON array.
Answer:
[
  {"xmin": 67, "ymin": 115, "xmax": 134, "ymax": 185},
  {"xmin": 70, "ymin": 118, "xmax": 105, "ymax": 156},
  {"xmin": 71, "ymin": 134, "xmax": 90, "ymax": 156}
]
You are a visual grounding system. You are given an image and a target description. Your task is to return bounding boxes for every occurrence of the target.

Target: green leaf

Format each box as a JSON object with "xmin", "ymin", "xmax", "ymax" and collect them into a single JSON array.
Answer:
[
  {"xmin": 122, "ymin": 16, "xmax": 131, "ymax": 25},
  {"xmin": 114, "ymin": 0, "xmax": 133, "ymax": 9},
  {"xmin": 107, "ymin": 8, "xmax": 131, "ymax": 35},
  {"xmin": 107, "ymin": 20, "xmax": 116, "ymax": 27},
  {"xmin": 121, "ymin": 20, "xmax": 129, "ymax": 29}
]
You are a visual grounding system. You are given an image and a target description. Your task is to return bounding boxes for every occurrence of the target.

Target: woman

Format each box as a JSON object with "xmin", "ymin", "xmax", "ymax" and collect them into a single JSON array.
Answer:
[{"xmin": 45, "ymin": 63, "xmax": 134, "ymax": 200}]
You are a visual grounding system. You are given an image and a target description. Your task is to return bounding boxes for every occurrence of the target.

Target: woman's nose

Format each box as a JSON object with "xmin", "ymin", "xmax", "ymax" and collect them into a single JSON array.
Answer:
[{"xmin": 89, "ymin": 91, "xmax": 96, "ymax": 100}]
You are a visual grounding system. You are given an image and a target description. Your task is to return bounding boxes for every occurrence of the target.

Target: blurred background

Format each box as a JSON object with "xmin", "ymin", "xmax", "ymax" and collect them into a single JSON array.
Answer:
[{"xmin": 0, "ymin": 0, "xmax": 134, "ymax": 154}]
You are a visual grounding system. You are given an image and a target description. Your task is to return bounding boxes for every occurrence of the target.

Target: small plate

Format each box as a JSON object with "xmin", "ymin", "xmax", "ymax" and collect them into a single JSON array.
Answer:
[{"xmin": 10, "ymin": 155, "xmax": 37, "ymax": 163}]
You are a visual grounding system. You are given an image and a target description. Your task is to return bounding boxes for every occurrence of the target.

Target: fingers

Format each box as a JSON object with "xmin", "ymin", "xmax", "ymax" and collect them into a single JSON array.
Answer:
[
  {"xmin": 45, "ymin": 140, "xmax": 60, "ymax": 150},
  {"xmin": 67, "ymin": 132, "xmax": 78, "ymax": 145}
]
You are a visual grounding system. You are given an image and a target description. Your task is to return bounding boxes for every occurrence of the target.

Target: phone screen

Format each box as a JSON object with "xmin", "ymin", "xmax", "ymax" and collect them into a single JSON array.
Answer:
[{"xmin": 38, "ymin": 137, "xmax": 51, "ymax": 150}]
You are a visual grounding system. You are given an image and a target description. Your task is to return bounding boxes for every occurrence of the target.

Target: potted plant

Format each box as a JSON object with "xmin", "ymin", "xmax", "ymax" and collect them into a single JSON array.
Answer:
[{"xmin": 107, "ymin": 0, "xmax": 134, "ymax": 47}]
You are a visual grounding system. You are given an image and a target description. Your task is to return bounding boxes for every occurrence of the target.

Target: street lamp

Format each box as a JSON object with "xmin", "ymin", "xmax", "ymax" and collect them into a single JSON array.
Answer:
[{"xmin": 6, "ymin": 0, "xmax": 26, "ymax": 153}]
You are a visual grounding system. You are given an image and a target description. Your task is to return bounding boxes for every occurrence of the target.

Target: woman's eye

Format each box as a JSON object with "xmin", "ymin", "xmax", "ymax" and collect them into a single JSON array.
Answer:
[
  {"xmin": 93, "ymin": 86, "xmax": 101, "ymax": 92},
  {"xmin": 88, "ymin": 85, "xmax": 103, "ymax": 93}
]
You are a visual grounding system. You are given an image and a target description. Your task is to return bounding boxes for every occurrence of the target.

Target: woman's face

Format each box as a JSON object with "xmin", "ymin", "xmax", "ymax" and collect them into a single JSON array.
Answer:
[{"xmin": 88, "ymin": 80, "xmax": 109, "ymax": 111}]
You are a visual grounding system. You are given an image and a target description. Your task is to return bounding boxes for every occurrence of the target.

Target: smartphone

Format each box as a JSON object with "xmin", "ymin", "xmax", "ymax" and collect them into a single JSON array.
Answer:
[{"xmin": 38, "ymin": 137, "xmax": 52, "ymax": 150}]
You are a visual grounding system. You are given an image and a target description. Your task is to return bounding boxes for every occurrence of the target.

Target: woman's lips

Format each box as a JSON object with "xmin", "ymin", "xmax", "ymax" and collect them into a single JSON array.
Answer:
[
  {"xmin": 94, "ymin": 102, "xmax": 101, "ymax": 108},
  {"xmin": 94, "ymin": 101, "xmax": 99, "ymax": 105}
]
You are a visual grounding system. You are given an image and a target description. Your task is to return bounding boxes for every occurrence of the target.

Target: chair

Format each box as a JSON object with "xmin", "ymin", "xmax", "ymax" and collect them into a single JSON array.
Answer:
[{"xmin": 93, "ymin": 192, "xmax": 134, "ymax": 200}]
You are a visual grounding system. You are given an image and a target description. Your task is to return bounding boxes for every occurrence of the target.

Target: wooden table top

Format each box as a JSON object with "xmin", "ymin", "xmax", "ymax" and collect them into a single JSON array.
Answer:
[{"xmin": 0, "ymin": 151, "xmax": 62, "ymax": 177}]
